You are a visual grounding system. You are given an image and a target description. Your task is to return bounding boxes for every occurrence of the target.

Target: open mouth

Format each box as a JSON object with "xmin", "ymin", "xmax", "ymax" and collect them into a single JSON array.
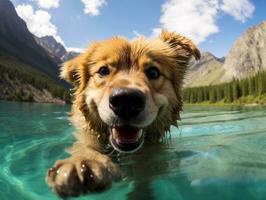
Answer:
[{"xmin": 109, "ymin": 125, "xmax": 144, "ymax": 153}]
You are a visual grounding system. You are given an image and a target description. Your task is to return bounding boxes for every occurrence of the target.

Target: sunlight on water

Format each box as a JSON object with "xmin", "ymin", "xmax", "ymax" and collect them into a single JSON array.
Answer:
[{"xmin": 1, "ymin": 101, "xmax": 266, "ymax": 200}]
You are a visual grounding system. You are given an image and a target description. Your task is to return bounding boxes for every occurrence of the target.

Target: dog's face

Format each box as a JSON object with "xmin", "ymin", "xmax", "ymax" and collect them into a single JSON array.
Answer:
[{"xmin": 61, "ymin": 31, "xmax": 200, "ymax": 153}]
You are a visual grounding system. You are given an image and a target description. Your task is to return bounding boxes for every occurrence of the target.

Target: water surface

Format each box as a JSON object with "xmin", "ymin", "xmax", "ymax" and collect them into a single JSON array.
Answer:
[{"xmin": 1, "ymin": 101, "xmax": 266, "ymax": 200}]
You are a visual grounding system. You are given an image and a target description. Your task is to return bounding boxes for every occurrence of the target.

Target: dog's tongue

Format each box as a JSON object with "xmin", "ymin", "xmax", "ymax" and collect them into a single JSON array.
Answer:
[{"xmin": 112, "ymin": 125, "xmax": 141, "ymax": 144}]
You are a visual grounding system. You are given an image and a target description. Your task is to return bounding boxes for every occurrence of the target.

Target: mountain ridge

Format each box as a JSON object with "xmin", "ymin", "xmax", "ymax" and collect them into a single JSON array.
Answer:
[
  {"xmin": 185, "ymin": 52, "xmax": 225, "ymax": 87},
  {"xmin": 35, "ymin": 36, "xmax": 80, "ymax": 63},
  {"xmin": 0, "ymin": 0, "xmax": 60, "ymax": 79},
  {"xmin": 0, "ymin": 0, "xmax": 69, "ymax": 103},
  {"xmin": 221, "ymin": 21, "xmax": 266, "ymax": 81},
  {"xmin": 186, "ymin": 20, "xmax": 266, "ymax": 87}
]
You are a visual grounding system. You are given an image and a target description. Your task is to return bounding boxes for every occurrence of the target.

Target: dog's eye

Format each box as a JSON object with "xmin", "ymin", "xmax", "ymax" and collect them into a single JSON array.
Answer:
[
  {"xmin": 97, "ymin": 66, "xmax": 110, "ymax": 76},
  {"xmin": 145, "ymin": 67, "xmax": 160, "ymax": 80}
]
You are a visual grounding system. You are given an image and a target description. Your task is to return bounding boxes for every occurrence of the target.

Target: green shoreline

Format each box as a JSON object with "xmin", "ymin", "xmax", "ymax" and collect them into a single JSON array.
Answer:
[{"xmin": 184, "ymin": 94, "xmax": 266, "ymax": 106}]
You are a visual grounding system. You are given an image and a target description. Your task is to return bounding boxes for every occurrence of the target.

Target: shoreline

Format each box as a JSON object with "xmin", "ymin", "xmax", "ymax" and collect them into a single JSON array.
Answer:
[
  {"xmin": 184, "ymin": 94, "xmax": 266, "ymax": 107},
  {"xmin": 0, "ymin": 99, "xmax": 68, "ymax": 105},
  {"xmin": 184, "ymin": 102, "xmax": 266, "ymax": 107}
]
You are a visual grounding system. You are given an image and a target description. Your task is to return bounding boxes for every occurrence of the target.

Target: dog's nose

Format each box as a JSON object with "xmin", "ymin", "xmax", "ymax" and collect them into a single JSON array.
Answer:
[{"xmin": 109, "ymin": 88, "xmax": 146, "ymax": 119}]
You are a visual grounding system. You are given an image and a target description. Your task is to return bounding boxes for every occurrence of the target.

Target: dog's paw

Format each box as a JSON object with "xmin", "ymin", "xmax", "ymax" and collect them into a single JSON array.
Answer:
[{"xmin": 46, "ymin": 156, "xmax": 120, "ymax": 198}]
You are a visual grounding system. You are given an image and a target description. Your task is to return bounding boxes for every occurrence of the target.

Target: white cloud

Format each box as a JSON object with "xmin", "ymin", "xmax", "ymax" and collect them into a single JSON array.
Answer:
[
  {"xmin": 153, "ymin": 0, "xmax": 255, "ymax": 44},
  {"xmin": 66, "ymin": 47, "xmax": 84, "ymax": 53},
  {"xmin": 16, "ymin": 4, "xmax": 64, "ymax": 45},
  {"xmin": 153, "ymin": 0, "xmax": 219, "ymax": 44},
  {"xmin": 81, "ymin": 0, "xmax": 106, "ymax": 16},
  {"xmin": 33, "ymin": 0, "xmax": 60, "ymax": 9},
  {"xmin": 220, "ymin": 0, "xmax": 255, "ymax": 23}
]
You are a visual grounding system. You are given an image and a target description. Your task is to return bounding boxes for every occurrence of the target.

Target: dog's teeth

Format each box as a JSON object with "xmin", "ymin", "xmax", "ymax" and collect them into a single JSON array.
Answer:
[
  {"xmin": 111, "ymin": 128, "xmax": 118, "ymax": 138},
  {"xmin": 115, "ymin": 138, "xmax": 120, "ymax": 144},
  {"xmin": 137, "ymin": 129, "xmax": 143, "ymax": 139}
]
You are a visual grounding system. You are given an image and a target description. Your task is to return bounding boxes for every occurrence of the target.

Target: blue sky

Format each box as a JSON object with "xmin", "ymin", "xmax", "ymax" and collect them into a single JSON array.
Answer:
[{"xmin": 11, "ymin": 0, "xmax": 266, "ymax": 57}]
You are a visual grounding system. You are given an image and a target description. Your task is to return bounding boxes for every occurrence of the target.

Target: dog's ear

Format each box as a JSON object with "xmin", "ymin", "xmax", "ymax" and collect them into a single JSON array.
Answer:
[
  {"xmin": 60, "ymin": 56, "xmax": 82, "ymax": 86},
  {"xmin": 159, "ymin": 30, "xmax": 201, "ymax": 63},
  {"xmin": 60, "ymin": 43, "xmax": 100, "ymax": 86},
  {"xmin": 159, "ymin": 31, "xmax": 200, "ymax": 125}
]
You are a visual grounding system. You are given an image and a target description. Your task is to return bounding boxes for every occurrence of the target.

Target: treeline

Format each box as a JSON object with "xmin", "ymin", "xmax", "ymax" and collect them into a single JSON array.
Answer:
[
  {"xmin": 183, "ymin": 70, "xmax": 266, "ymax": 103},
  {"xmin": 0, "ymin": 60, "xmax": 70, "ymax": 102}
]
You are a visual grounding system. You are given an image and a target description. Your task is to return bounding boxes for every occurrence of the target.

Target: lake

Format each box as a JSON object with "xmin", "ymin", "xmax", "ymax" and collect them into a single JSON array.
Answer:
[{"xmin": 1, "ymin": 101, "xmax": 266, "ymax": 200}]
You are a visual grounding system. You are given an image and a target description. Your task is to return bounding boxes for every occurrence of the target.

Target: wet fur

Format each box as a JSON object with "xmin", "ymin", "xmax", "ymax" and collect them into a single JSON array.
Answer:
[{"xmin": 46, "ymin": 30, "xmax": 200, "ymax": 198}]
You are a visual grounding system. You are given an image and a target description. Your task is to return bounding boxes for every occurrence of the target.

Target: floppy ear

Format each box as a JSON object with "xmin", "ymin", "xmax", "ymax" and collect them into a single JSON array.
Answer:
[
  {"xmin": 60, "ymin": 56, "xmax": 82, "ymax": 86},
  {"xmin": 158, "ymin": 31, "xmax": 200, "ymax": 125},
  {"xmin": 159, "ymin": 30, "xmax": 201, "ymax": 63},
  {"xmin": 60, "ymin": 42, "xmax": 100, "ymax": 86}
]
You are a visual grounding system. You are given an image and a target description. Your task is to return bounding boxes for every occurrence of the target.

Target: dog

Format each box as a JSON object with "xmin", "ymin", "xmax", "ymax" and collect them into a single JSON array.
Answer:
[{"xmin": 46, "ymin": 30, "xmax": 200, "ymax": 198}]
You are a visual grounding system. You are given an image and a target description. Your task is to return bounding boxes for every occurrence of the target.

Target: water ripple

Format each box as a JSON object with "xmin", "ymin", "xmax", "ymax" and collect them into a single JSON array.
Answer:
[{"xmin": 1, "ymin": 101, "xmax": 266, "ymax": 200}]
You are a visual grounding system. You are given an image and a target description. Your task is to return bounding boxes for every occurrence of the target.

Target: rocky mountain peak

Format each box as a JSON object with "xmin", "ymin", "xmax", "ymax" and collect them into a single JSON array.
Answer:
[
  {"xmin": 222, "ymin": 21, "xmax": 266, "ymax": 81},
  {"xmin": 190, "ymin": 52, "xmax": 218, "ymax": 69},
  {"xmin": 0, "ymin": 0, "xmax": 31, "ymax": 43},
  {"xmin": 0, "ymin": 0, "xmax": 69, "ymax": 103},
  {"xmin": 0, "ymin": 0, "xmax": 60, "ymax": 78},
  {"xmin": 35, "ymin": 36, "xmax": 67, "ymax": 59},
  {"xmin": 185, "ymin": 52, "xmax": 225, "ymax": 87},
  {"xmin": 35, "ymin": 35, "xmax": 79, "ymax": 63}
]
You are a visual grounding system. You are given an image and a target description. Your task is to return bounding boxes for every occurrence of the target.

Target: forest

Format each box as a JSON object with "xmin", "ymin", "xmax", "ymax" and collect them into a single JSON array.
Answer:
[
  {"xmin": 0, "ymin": 56, "xmax": 70, "ymax": 103},
  {"xmin": 183, "ymin": 70, "xmax": 266, "ymax": 104}
]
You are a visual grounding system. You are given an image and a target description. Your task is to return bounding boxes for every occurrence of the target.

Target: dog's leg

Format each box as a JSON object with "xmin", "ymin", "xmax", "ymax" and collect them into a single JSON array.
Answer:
[{"xmin": 46, "ymin": 144, "xmax": 120, "ymax": 198}]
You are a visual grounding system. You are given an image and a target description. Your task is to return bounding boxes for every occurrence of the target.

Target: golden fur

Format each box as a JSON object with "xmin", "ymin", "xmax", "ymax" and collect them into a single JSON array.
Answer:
[{"xmin": 46, "ymin": 30, "xmax": 200, "ymax": 198}]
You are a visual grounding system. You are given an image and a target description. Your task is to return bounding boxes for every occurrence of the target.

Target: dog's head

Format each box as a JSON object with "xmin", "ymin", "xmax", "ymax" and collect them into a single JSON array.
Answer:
[{"xmin": 61, "ymin": 31, "xmax": 200, "ymax": 153}]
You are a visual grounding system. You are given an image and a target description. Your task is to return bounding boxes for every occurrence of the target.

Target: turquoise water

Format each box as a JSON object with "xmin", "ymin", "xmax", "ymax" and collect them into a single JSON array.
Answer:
[{"xmin": 1, "ymin": 101, "xmax": 266, "ymax": 200}]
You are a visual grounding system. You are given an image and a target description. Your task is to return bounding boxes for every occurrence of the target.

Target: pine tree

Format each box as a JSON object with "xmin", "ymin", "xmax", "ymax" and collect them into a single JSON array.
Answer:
[{"xmin": 182, "ymin": 69, "xmax": 266, "ymax": 104}]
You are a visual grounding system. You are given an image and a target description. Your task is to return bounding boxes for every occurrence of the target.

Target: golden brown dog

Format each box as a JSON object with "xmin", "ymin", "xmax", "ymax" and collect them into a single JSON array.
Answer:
[{"xmin": 46, "ymin": 30, "xmax": 200, "ymax": 198}]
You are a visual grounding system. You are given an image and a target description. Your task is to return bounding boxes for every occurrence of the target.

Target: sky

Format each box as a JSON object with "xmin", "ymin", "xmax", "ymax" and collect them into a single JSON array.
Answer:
[{"xmin": 10, "ymin": 0, "xmax": 266, "ymax": 57}]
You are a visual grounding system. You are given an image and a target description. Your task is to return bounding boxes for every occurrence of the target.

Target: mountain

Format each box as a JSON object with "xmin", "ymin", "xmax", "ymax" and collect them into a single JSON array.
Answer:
[
  {"xmin": 186, "ymin": 21, "xmax": 266, "ymax": 88},
  {"xmin": 35, "ymin": 36, "xmax": 67, "ymax": 59},
  {"xmin": 62, "ymin": 51, "xmax": 80, "ymax": 62},
  {"xmin": 0, "ymin": 0, "xmax": 61, "ymax": 78},
  {"xmin": 222, "ymin": 21, "xmax": 266, "ymax": 81},
  {"xmin": 0, "ymin": 0, "xmax": 69, "ymax": 103},
  {"xmin": 185, "ymin": 52, "xmax": 225, "ymax": 87},
  {"xmin": 35, "ymin": 36, "xmax": 79, "ymax": 63}
]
